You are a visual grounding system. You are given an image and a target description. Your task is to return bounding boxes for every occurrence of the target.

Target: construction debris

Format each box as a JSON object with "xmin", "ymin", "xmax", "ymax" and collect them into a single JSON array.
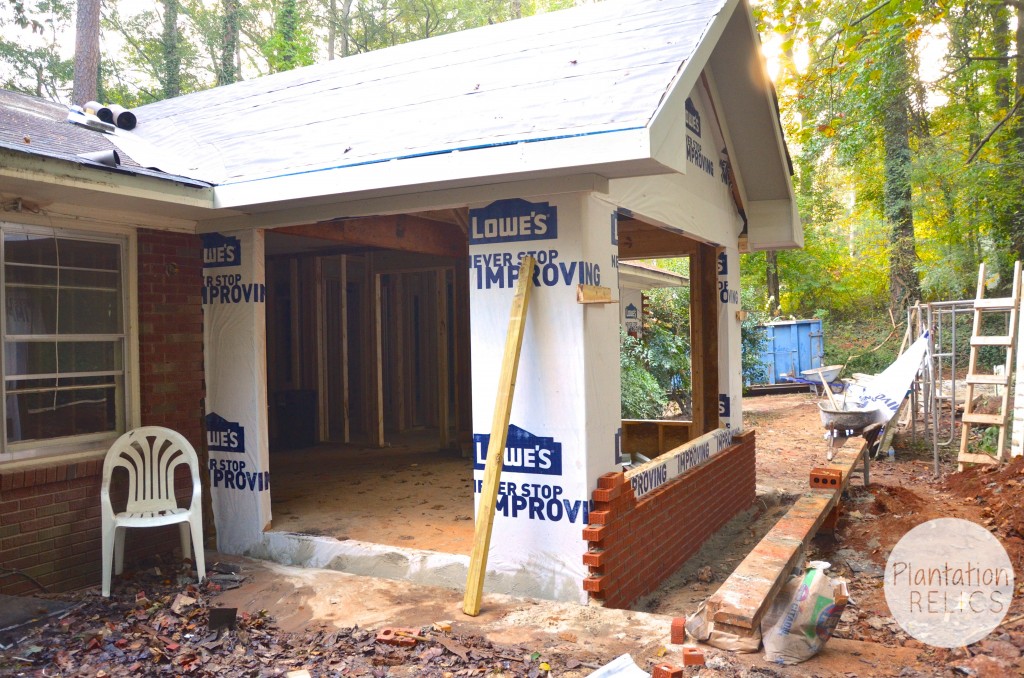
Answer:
[{"xmin": 0, "ymin": 556, "xmax": 647, "ymax": 677}]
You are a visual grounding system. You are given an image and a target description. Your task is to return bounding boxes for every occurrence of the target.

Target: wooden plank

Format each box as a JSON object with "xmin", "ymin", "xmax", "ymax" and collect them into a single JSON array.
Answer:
[
  {"xmin": 314, "ymin": 257, "xmax": 329, "ymax": 442},
  {"xmin": 958, "ymin": 452, "xmax": 1000, "ymax": 466},
  {"xmin": 966, "ymin": 373, "xmax": 1010, "ymax": 385},
  {"xmin": 971, "ymin": 335, "xmax": 1013, "ymax": 347},
  {"xmin": 690, "ymin": 243, "xmax": 719, "ymax": 435},
  {"xmin": 576, "ymin": 284, "xmax": 613, "ymax": 304},
  {"xmin": 706, "ymin": 441, "xmax": 867, "ymax": 631},
  {"xmin": 395, "ymin": 274, "xmax": 407, "ymax": 433},
  {"xmin": 370, "ymin": 259, "xmax": 385, "ymax": 447},
  {"xmin": 621, "ymin": 419, "xmax": 693, "ymax": 457},
  {"xmin": 454, "ymin": 262, "xmax": 473, "ymax": 456},
  {"xmin": 289, "ymin": 258, "xmax": 301, "ymax": 388},
  {"xmin": 973, "ymin": 297, "xmax": 1016, "ymax": 310},
  {"xmin": 277, "ymin": 215, "xmax": 469, "ymax": 259},
  {"xmin": 463, "ymin": 256, "xmax": 536, "ymax": 617},
  {"xmin": 437, "ymin": 269, "xmax": 451, "ymax": 449},
  {"xmin": 962, "ymin": 412, "xmax": 1008, "ymax": 426},
  {"xmin": 340, "ymin": 255, "xmax": 350, "ymax": 443},
  {"xmin": 617, "ymin": 220, "xmax": 699, "ymax": 260}
]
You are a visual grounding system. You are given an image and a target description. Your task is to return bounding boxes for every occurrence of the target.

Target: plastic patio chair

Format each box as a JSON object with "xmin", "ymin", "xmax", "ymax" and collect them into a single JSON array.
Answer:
[{"xmin": 100, "ymin": 426, "xmax": 206, "ymax": 597}]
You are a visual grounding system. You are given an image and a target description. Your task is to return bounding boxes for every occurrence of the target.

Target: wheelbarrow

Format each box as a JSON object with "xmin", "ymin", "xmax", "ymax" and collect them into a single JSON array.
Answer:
[{"xmin": 819, "ymin": 403, "xmax": 879, "ymax": 461}]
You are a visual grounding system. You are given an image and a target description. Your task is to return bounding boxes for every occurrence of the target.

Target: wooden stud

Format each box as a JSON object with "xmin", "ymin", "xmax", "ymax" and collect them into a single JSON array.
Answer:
[
  {"xmin": 314, "ymin": 256, "xmax": 329, "ymax": 443},
  {"xmin": 437, "ymin": 269, "xmax": 451, "ymax": 449},
  {"xmin": 463, "ymin": 256, "xmax": 536, "ymax": 617},
  {"xmin": 454, "ymin": 262, "xmax": 473, "ymax": 456},
  {"xmin": 690, "ymin": 243, "xmax": 720, "ymax": 435},
  {"xmin": 340, "ymin": 255, "xmax": 350, "ymax": 443},
  {"xmin": 289, "ymin": 258, "xmax": 301, "ymax": 389},
  {"xmin": 394, "ymin": 274, "xmax": 407, "ymax": 433},
  {"xmin": 368, "ymin": 255, "xmax": 385, "ymax": 447}
]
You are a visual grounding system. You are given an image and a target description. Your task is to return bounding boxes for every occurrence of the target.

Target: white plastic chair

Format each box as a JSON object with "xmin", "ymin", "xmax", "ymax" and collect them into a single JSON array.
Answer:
[{"xmin": 100, "ymin": 426, "xmax": 206, "ymax": 597}]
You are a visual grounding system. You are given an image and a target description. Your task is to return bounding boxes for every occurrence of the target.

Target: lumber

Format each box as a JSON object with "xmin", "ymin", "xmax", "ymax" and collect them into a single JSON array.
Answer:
[
  {"xmin": 277, "ymin": 214, "xmax": 468, "ymax": 259},
  {"xmin": 690, "ymin": 244, "xmax": 720, "ymax": 435},
  {"xmin": 705, "ymin": 440, "xmax": 867, "ymax": 631},
  {"xmin": 617, "ymin": 219, "xmax": 698, "ymax": 259},
  {"xmin": 463, "ymin": 256, "xmax": 536, "ymax": 616},
  {"xmin": 576, "ymin": 284, "xmax": 613, "ymax": 304}
]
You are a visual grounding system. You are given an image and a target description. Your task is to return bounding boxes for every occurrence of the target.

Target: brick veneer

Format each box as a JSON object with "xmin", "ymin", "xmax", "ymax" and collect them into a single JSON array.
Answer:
[
  {"xmin": 0, "ymin": 229, "xmax": 206, "ymax": 595},
  {"xmin": 582, "ymin": 430, "xmax": 757, "ymax": 609}
]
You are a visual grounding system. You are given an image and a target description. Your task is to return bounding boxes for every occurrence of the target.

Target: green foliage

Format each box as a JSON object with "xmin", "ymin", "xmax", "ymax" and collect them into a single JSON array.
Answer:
[
  {"xmin": 739, "ymin": 287, "xmax": 770, "ymax": 385},
  {"xmin": 619, "ymin": 330, "xmax": 667, "ymax": 420},
  {"xmin": 643, "ymin": 285, "xmax": 691, "ymax": 394}
]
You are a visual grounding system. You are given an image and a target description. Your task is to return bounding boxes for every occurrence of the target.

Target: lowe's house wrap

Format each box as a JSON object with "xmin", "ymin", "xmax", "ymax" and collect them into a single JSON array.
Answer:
[
  {"xmin": 202, "ymin": 230, "xmax": 272, "ymax": 553},
  {"xmin": 469, "ymin": 194, "xmax": 620, "ymax": 603}
]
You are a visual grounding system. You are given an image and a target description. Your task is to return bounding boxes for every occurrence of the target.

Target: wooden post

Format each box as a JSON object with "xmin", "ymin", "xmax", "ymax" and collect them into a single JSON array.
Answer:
[
  {"xmin": 463, "ymin": 256, "xmax": 536, "ymax": 617},
  {"xmin": 690, "ymin": 244, "xmax": 720, "ymax": 435},
  {"xmin": 340, "ymin": 255, "xmax": 350, "ymax": 443},
  {"xmin": 314, "ymin": 256, "xmax": 329, "ymax": 443},
  {"xmin": 368, "ymin": 255, "xmax": 385, "ymax": 447},
  {"xmin": 437, "ymin": 269, "xmax": 451, "ymax": 448}
]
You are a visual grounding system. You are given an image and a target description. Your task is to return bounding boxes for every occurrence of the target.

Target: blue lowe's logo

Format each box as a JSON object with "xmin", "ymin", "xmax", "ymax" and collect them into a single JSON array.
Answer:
[
  {"xmin": 473, "ymin": 425, "xmax": 562, "ymax": 476},
  {"xmin": 206, "ymin": 412, "xmax": 245, "ymax": 453},
  {"xmin": 685, "ymin": 98, "xmax": 701, "ymax": 137},
  {"xmin": 469, "ymin": 199, "xmax": 558, "ymax": 245},
  {"xmin": 202, "ymin": 233, "xmax": 241, "ymax": 268}
]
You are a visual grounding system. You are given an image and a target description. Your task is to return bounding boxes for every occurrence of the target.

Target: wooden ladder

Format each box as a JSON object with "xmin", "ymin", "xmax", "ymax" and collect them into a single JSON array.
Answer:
[{"xmin": 958, "ymin": 261, "xmax": 1022, "ymax": 469}]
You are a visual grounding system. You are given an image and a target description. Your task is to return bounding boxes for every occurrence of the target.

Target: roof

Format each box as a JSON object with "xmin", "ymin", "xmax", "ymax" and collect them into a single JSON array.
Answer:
[
  {"xmin": 0, "ymin": 90, "xmax": 210, "ymax": 188},
  {"xmin": 126, "ymin": 0, "xmax": 744, "ymax": 208},
  {"xmin": 619, "ymin": 261, "xmax": 689, "ymax": 290}
]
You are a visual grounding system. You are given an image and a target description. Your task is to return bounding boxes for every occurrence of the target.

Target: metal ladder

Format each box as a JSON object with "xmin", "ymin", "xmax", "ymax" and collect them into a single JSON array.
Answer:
[{"xmin": 957, "ymin": 261, "xmax": 1022, "ymax": 469}]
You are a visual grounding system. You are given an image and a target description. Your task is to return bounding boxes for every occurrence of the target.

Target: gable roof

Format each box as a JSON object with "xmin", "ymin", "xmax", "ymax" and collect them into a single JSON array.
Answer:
[{"xmin": 125, "ymin": 0, "xmax": 774, "ymax": 210}]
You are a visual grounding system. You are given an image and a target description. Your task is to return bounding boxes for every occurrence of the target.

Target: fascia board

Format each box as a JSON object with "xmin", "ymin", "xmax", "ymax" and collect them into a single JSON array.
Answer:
[
  {"xmin": 746, "ymin": 199, "xmax": 803, "ymax": 249},
  {"xmin": 198, "ymin": 174, "xmax": 611, "ymax": 234},
  {"xmin": 0, "ymin": 149, "xmax": 215, "ymax": 209},
  {"xmin": 211, "ymin": 127, "xmax": 652, "ymax": 211}
]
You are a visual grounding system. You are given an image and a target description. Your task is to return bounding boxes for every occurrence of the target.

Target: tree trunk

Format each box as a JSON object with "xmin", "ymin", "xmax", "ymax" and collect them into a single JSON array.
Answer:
[
  {"xmin": 328, "ymin": 0, "xmax": 337, "ymax": 59},
  {"xmin": 72, "ymin": 0, "xmax": 101, "ymax": 105},
  {"xmin": 881, "ymin": 38, "xmax": 920, "ymax": 313},
  {"xmin": 162, "ymin": 0, "xmax": 181, "ymax": 98},
  {"xmin": 765, "ymin": 250, "xmax": 781, "ymax": 316},
  {"xmin": 219, "ymin": 0, "xmax": 240, "ymax": 85}
]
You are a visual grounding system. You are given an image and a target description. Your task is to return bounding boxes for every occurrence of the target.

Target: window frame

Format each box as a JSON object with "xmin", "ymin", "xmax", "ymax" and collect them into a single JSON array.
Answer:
[{"xmin": 0, "ymin": 223, "xmax": 134, "ymax": 463}]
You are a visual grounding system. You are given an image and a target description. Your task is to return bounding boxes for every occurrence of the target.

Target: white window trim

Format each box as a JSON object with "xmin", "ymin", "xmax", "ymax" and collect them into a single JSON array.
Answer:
[{"xmin": 0, "ymin": 221, "xmax": 139, "ymax": 465}]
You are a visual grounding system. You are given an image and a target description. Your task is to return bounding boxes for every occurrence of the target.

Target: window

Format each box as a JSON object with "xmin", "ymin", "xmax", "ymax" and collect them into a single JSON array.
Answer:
[{"xmin": 1, "ymin": 225, "xmax": 128, "ymax": 460}]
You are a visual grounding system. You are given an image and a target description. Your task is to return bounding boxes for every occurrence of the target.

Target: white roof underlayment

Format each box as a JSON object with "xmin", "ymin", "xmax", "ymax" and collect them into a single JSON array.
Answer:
[{"xmin": 117, "ymin": 0, "xmax": 796, "ymax": 247}]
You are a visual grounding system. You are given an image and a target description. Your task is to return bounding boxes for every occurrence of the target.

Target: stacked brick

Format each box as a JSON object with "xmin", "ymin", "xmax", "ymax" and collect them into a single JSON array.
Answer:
[
  {"xmin": 0, "ymin": 230, "xmax": 207, "ymax": 595},
  {"xmin": 582, "ymin": 430, "xmax": 756, "ymax": 609}
]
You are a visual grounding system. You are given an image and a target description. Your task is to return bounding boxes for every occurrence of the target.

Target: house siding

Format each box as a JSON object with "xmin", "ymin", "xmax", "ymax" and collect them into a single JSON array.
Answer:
[{"xmin": 0, "ymin": 229, "xmax": 207, "ymax": 595}]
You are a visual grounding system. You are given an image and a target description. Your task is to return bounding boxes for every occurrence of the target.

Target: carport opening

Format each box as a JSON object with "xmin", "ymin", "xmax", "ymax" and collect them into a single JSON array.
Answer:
[{"xmin": 262, "ymin": 221, "xmax": 476, "ymax": 555}]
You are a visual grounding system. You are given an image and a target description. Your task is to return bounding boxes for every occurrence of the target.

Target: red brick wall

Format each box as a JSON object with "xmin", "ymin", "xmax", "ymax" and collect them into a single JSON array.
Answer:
[
  {"xmin": 0, "ymin": 229, "xmax": 207, "ymax": 595},
  {"xmin": 582, "ymin": 430, "xmax": 757, "ymax": 609},
  {"xmin": 137, "ymin": 229, "xmax": 206, "ymax": 444}
]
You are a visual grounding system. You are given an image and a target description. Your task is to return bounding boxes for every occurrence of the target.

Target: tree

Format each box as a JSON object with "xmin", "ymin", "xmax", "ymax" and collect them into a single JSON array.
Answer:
[
  {"xmin": 219, "ymin": 0, "xmax": 240, "ymax": 84},
  {"xmin": 161, "ymin": 0, "xmax": 181, "ymax": 98},
  {"xmin": 72, "ymin": 0, "xmax": 100, "ymax": 104}
]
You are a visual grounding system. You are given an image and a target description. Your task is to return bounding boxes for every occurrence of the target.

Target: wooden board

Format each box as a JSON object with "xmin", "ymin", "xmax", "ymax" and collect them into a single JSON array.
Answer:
[
  {"xmin": 705, "ymin": 441, "xmax": 868, "ymax": 631},
  {"xmin": 463, "ymin": 256, "xmax": 536, "ymax": 616},
  {"xmin": 690, "ymin": 244, "xmax": 719, "ymax": 435}
]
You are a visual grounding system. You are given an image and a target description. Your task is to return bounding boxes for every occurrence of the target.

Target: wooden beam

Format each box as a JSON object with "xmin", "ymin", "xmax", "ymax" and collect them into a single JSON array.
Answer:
[
  {"xmin": 706, "ymin": 441, "xmax": 868, "ymax": 633},
  {"xmin": 314, "ymin": 257, "xmax": 329, "ymax": 442},
  {"xmin": 463, "ymin": 256, "xmax": 536, "ymax": 617},
  {"xmin": 340, "ymin": 255, "xmax": 350, "ymax": 443},
  {"xmin": 369, "ymin": 257, "xmax": 385, "ymax": 447},
  {"xmin": 617, "ymin": 220, "xmax": 699, "ymax": 260},
  {"xmin": 276, "ymin": 215, "xmax": 468, "ymax": 259},
  {"xmin": 690, "ymin": 243, "xmax": 720, "ymax": 435},
  {"xmin": 437, "ymin": 269, "xmax": 451, "ymax": 449}
]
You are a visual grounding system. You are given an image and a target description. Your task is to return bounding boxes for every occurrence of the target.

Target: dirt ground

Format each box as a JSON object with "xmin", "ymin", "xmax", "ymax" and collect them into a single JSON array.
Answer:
[{"xmin": 4, "ymin": 392, "xmax": 1024, "ymax": 676}]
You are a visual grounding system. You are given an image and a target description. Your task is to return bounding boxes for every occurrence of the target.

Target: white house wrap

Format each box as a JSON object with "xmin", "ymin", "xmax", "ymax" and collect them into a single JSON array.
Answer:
[{"xmin": 202, "ymin": 230, "xmax": 272, "ymax": 553}]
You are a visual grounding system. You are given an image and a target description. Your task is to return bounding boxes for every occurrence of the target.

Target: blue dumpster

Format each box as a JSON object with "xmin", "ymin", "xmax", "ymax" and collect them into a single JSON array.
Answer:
[{"xmin": 755, "ymin": 319, "xmax": 824, "ymax": 384}]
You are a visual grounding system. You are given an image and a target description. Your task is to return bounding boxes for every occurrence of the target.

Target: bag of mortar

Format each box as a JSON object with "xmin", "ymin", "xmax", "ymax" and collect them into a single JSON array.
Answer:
[
  {"xmin": 685, "ymin": 600, "xmax": 761, "ymax": 653},
  {"xmin": 760, "ymin": 561, "xmax": 848, "ymax": 665}
]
